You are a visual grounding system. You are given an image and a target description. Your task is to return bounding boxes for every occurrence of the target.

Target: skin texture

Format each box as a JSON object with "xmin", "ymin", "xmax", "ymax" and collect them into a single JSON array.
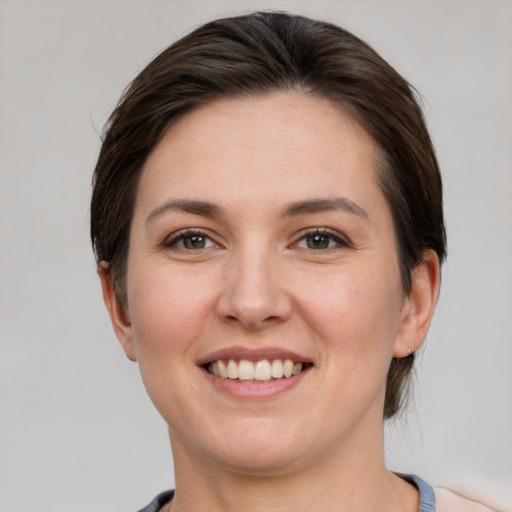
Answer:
[{"xmin": 100, "ymin": 93, "xmax": 440, "ymax": 512}]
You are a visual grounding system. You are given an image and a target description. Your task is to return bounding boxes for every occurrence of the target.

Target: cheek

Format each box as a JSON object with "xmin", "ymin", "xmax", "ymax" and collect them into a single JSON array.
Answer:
[
  {"xmin": 125, "ymin": 266, "xmax": 217, "ymax": 420},
  {"xmin": 287, "ymin": 265, "xmax": 403, "ymax": 433},
  {"xmin": 295, "ymin": 263, "xmax": 403, "ymax": 357},
  {"xmin": 127, "ymin": 264, "xmax": 215, "ymax": 362}
]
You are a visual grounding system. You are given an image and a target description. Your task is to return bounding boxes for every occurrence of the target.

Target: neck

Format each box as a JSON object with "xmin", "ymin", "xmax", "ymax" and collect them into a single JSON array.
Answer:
[{"xmin": 167, "ymin": 422, "xmax": 419, "ymax": 512}]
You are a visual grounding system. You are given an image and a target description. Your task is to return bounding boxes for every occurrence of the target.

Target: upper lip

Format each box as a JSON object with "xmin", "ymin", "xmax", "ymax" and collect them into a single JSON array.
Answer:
[{"xmin": 197, "ymin": 346, "xmax": 312, "ymax": 366}]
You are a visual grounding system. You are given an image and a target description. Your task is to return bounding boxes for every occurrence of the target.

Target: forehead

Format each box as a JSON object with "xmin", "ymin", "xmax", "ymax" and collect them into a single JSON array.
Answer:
[{"xmin": 135, "ymin": 93, "xmax": 382, "ymax": 215}]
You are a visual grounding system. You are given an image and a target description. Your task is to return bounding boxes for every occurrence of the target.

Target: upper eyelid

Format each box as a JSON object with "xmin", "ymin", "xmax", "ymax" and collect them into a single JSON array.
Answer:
[
  {"xmin": 163, "ymin": 228, "xmax": 219, "ymax": 247},
  {"xmin": 161, "ymin": 226, "xmax": 351, "ymax": 247},
  {"xmin": 292, "ymin": 227, "xmax": 351, "ymax": 245}
]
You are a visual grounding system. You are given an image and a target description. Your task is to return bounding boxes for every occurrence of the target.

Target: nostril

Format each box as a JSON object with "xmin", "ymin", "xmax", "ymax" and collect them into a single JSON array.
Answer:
[
  {"xmin": 216, "ymin": 290, "xmax": 293, "ymax": 329},
  {"xmin": 222, "ymin": 313, "xmax": 281, "ymax": 330}
]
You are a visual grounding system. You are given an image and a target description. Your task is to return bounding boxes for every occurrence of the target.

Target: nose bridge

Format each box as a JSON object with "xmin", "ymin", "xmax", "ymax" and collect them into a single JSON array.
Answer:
[{"xmin": 217, "ymin": 237, "xmax": 291, "ymax": 329}]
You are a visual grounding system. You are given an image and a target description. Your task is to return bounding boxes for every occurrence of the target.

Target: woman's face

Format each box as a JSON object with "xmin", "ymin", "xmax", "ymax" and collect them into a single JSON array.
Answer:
[{"xmin": 104, "ymin": 93, "xmax": 429, "ymax": 474}]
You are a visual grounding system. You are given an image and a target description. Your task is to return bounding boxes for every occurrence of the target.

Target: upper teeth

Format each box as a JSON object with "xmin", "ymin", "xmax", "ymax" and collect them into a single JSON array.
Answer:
[{"xmin": 208, "ymin": 359, "xmax": 303, "ymax": 381}]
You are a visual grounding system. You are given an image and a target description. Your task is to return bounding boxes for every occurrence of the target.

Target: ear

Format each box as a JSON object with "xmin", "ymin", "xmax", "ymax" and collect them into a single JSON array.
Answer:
[
  {"xmin": 393, "ymin": 250, "xmax": 441, "ymax": 358},
  {"xmin": 97, "ymin": 262, "xmax": 137, "ymax": 361}
]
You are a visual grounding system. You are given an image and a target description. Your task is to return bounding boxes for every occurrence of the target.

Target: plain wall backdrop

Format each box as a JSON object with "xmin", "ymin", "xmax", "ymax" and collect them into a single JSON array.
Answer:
[{"xmin": 1, "ymin": 1, "xmax": 511, "ymax": 511}]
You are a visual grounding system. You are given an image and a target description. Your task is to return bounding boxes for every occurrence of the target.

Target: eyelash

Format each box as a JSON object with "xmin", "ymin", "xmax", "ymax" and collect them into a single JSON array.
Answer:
[
  {"xmin": 292, "ymin": 228, "xmax": 351, "ymax": 251},
  {"xmin": 163, "ymin": 229, "xmax": 220, "ymax": 250},
  {"xmin": 163, "ymin": 228, "xmax": 351, "ymax": 252}
]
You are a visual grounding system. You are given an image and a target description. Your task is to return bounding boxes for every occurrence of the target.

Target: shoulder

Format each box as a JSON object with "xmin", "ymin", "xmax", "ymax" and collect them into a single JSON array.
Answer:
[
  {"xmin": 404, "ymin": 474, "xmax": 500, "ymax": 512},
  {"xmin": 434, "ymin": 487, "xmax": 498, "ymax": 512},
  {"xmin": 136, "ymin": 490, "xmax": 174, "ymax": 512}
]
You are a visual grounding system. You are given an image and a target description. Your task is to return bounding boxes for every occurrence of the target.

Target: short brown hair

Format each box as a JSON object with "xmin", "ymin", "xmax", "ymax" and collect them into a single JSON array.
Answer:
[{"xmin": 91, "ymin": 11, "xmax": 446, "ymax": 419}]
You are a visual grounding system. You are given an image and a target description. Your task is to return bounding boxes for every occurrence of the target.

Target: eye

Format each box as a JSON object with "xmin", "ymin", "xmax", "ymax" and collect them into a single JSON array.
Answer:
[
  {"xmin": 164, "ymin": 230, "xmax": 218, "ymax": 250},
  {"xmin": 294, "ymin": 229, "xmax": 349, "ymax": 250}
]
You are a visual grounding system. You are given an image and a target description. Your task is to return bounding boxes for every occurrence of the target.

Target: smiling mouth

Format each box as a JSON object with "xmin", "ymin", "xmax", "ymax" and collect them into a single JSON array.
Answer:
[{"xmin": 205, "ymin": 358, "xmax": 311, "ymax": 382}]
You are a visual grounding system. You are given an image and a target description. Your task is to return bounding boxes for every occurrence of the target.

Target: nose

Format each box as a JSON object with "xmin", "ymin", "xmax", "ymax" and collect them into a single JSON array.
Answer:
[{"xmin": 215, "ymin": 244, "xmax": 293, "ymax": 330}]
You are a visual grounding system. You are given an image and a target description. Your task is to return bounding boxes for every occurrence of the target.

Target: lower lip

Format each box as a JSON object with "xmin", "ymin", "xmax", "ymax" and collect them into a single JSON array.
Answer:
[{"xmin": 201, "ymin": 367, "xmax": 309, "ymax": 399}]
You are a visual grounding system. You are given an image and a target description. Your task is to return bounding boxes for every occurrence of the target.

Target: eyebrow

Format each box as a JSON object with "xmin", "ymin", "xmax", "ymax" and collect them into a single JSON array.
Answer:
[
  {"xmin": 145, "ymin": 197, "xmax": 368, "ymax": 225},
  {"xmin": 145, "ymin": 199, "xmax": 223, "ymax": 224},
  {"xmin": 281, "ymin": 197, "xmax": 368, "ymax": 219}
]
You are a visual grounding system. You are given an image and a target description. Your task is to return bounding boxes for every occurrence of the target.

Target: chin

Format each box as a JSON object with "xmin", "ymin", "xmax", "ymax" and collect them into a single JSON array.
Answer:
[
  {"xmin": 213, "ymin": 442, "xmax": 308, "ymax": 476},
  {"xmin": 184, "ymin": 416, "xmax": 313, "ymax": 475}
]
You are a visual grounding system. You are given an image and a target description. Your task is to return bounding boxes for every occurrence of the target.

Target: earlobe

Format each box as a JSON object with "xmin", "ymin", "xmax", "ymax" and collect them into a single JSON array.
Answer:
[
  {"xmin": 97, "ymin": 262, "xmax": 137, "ymax": 362},
  {"xmin": 393, "ymin": 250, "xmax": 441, "ymax": 358}
]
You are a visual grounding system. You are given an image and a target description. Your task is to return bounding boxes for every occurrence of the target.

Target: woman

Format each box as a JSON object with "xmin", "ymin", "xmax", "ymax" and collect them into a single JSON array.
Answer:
[{"xmin": 90, "ymin": 11, "xmax": 493, "ymax": 512}]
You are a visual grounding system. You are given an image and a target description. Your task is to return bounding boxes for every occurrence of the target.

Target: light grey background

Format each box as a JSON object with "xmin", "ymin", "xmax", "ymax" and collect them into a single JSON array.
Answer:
[{"xmin": 1, "ymin": 1, "xmax": 511, "ymax": 511}]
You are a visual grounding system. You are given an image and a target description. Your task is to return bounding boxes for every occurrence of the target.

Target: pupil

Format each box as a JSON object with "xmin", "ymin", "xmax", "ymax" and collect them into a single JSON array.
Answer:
[
  {"xmin": 184, "ymin": 235, "xmax": 205, "ymax": 249},
  {"xmin": 307, "ymin": 234, "xmax": 329, "ymax": 249}
]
